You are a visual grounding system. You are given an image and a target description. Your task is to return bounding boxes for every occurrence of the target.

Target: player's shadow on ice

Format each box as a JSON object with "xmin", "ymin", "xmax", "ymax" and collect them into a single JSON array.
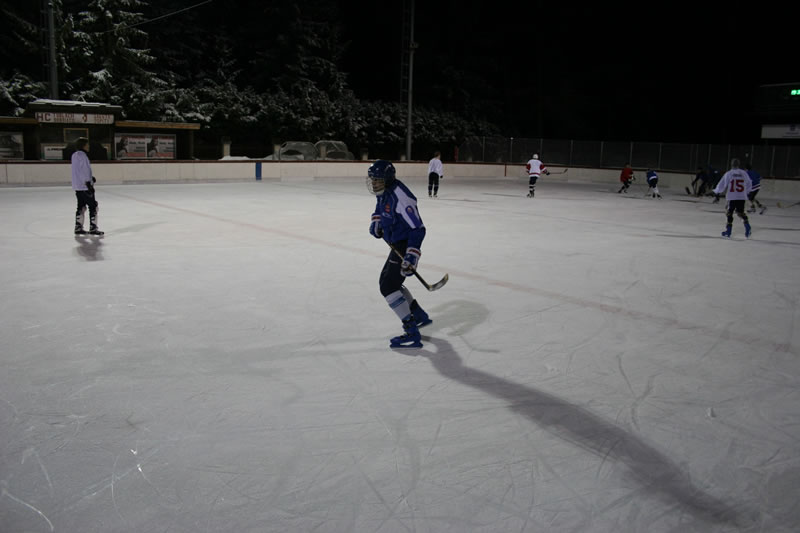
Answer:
[
  {"xmin": 414, "ymin": 336, "xmax": 757, "ymax": 529},
  {"xmin": 73, "ymin": 235, "xmax": 104, "ymax": 261}
]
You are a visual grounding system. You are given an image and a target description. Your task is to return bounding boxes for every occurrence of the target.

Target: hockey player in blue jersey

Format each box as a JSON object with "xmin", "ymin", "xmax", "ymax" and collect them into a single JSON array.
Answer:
[
  {"xmin": 367, "ymin": 160, "xmax": 432, "ymax": 348},
  {"xmin": 745, "ymin": 163, "xmax": 766, "ymax": 214},
  {"xmin": 645, "ymin": 169, "xmax": 662, "ymax": 198}
]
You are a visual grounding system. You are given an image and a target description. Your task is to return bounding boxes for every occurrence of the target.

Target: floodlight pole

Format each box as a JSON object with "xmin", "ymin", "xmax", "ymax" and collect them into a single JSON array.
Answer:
[
  {"xmin": 46, "ymin": 1, "xmax": 59, "ymax": 99},
  {"xmin": 405, "ymin": 0, "xmax": 416, "ymax": 161}
]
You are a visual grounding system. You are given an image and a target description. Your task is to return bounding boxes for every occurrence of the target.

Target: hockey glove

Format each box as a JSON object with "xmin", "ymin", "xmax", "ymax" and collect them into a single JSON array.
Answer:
[
  {"xmin": 369, "ymin": 215, "xmax": 383, "ymax": 239},
  {"xmin": 85, "ymin": 181, "xmax": 95, "ymax": 194},
  {"xmin": 91, "ymin": 175, "xmax": 96, "ymax": 183},
  {"xmin": 401, "ymin": 247, "xmax": 421, "ymax": 276},
  {"xmin": 545, "ymin": 170, "xmax": 551, "ymax": 176}
]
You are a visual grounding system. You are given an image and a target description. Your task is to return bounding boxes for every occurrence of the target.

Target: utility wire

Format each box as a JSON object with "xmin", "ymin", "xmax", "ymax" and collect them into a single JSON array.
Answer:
[{"xmin": 100, "ymin": 0, "xmax": 213, "ymax": 34}]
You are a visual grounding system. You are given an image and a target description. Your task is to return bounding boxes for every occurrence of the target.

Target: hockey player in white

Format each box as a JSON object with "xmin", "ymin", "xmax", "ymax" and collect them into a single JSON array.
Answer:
[
  {"xmin": 713, "ymin": 158, "xmax": 753, "ymax": 238},
  {"xmin": 427, "ymin": 151, "xmax": 443, "ymax": 198},
  {"xmin": 71, "ymin": 137, "xmax": 103, "ymax": 236},
  {"xmin": 525, "ymin": 153, "xmax": 549, "ymax": 198}
]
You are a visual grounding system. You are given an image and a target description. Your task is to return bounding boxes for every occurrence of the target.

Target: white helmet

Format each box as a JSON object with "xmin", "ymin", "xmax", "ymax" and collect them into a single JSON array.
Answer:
[{"xmin": 532, "ymin": 153, "xmax": 539, "ymax": 159}]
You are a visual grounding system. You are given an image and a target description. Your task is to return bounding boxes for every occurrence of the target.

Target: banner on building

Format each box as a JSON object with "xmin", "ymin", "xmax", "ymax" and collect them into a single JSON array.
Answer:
[
  {"xmin": 115, "ymin": 134, "xmax": 175, "ymax": 159},
  {"xmin": 761, "ymin": 124, "xmax": 800, "ymax": 139},
  {"xmin": 41, "ymin": 143, "xmax": 66, "ymax": 160},
  {"xmin": 0, "ymin": 132, "xmax": 24, "ymax": 159}
]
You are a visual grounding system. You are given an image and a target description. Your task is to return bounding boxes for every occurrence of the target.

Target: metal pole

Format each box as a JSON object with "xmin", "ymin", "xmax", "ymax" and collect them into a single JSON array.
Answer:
[
  {"xmin": 569, "ymin": 139, "xmax": 573, "ymax": 166},
  {"xmin": 509, "ymin": 137, "xmax": 513, "ymax": 163},
  {"xmin": 658, "ymin": 142, "xmax": 662, "ymax": 169},
  {"xmin": 47, "ymin": 1, "xmax": 58, "ymax": 99},
  {"xmin": 784, "ymin": 146, "xmax": 791, "ymax": 178},
  {"xmin": 770, "ymin": 146, "xmax": 775, "ymax": 176},
  {"xmin": 599, "ymin": 141, "xmax": 604, "ymax": 168},
  {"xmin": 404, "ymin": 0, "xmax": 416, "ymax": 161}
]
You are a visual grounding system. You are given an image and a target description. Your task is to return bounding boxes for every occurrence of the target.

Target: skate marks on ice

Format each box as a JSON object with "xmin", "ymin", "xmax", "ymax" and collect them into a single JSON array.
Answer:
[
  {"xmin": 413, "ymin": 336, "xmax": 759, "ymax": 530},
  {"xmin": 73, "ymin": 235, "xmax": 104, "ymax": 261},
  {"xmin": 652, "ymin": 232, "xmax": 800, "ymax": 247}
]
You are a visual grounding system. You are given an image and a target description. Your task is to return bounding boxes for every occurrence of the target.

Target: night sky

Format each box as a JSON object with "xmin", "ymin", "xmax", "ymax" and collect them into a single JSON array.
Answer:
[{"xmin": 338, "ymin": 1, "xmax": 796, "ymax": 144}]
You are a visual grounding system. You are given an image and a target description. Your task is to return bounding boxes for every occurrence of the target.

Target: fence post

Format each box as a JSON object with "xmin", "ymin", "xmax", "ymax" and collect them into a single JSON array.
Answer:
[
  {"xmin": 658, "ymin": 142, "xmax": 662, "ymax": 169},
  {"xmin": 599, "ymin": 141, "xmax": 604, "ymax": 168},
  {"xmin": 509, "ymin": 137, "xmax": 514, "ymax": 164},
  {"xmin": 482, "ymin": 136, "xmax": 485, "ymax": 162},
  {"xmin": 785, "ymin": 146, "xmax": 791, "ymax": 178},
  {"xmin": 629, "ymin": 142, "xmax": 633, "ymax": 165},
  {"xmin": 770, "ymin": 146, "xmax": 776, "ymax": 177},
  {"xmin": 569, "ymin": 139, "xmax": 574, "ymax": 166}
]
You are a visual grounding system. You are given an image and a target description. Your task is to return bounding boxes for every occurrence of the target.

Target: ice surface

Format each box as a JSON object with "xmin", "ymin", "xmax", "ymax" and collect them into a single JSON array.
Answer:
[{"xmin": 1, "ymin": 178, "xmax": 798, "ymax": 532}]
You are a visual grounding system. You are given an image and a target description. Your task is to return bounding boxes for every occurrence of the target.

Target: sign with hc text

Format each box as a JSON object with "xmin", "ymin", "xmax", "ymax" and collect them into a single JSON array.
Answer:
[{"xmin": 35, "ymin": 112, "xmax": 115, "ymax": 124}]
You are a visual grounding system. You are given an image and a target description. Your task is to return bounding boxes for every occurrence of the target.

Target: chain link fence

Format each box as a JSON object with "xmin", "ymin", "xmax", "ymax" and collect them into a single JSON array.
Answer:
[{"xmin": 458, "ymin": 137, "xmax": 799, "ymax": 178}]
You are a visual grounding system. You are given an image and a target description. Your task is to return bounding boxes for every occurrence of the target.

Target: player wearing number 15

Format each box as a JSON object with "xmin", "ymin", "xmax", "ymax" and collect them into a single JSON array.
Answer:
[{"xmin": 713, "ymin": 159, "xmax": 752, "ymax": 238}]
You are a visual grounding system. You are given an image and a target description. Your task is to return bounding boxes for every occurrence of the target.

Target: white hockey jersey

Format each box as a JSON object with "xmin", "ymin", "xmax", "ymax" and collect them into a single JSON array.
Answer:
[
  {"xmin": 713, "ymin": 169, "xmax": 752, "ymax": 201},
  {"xmin": 526, "ymin": 158, "xmax": 547, "ymax": 176},
  {"xmin": 428, "ymin": 157, "xmax": 443, "ymax": 177}
]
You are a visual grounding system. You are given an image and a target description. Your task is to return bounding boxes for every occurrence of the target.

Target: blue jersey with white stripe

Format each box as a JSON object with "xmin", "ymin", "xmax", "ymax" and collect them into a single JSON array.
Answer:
[
  {"xmin": 373, "ymin": 180, "xmax": 426, "ymax": 250},
  {"xmin": 747, "ymin": 169, "xmax": 762, "ymax": 189}
]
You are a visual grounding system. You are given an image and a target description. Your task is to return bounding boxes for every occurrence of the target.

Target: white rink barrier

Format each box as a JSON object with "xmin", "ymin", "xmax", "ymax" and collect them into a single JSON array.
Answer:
[{"xmin": 1, "ymin": 160, "xmax": 798, "ymax": 199}]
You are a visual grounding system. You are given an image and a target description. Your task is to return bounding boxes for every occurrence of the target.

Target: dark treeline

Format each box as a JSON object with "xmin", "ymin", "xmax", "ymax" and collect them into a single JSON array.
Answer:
[{"xmin": 0, "ymin": 0, "xmax": 499, "ymax": 159}]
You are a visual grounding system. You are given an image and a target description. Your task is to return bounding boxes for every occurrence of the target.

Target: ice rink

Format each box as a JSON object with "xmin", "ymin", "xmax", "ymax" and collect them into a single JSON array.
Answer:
[{"xmin": 1, "ymin": 176, "xmax": 799, "ymax": 533}]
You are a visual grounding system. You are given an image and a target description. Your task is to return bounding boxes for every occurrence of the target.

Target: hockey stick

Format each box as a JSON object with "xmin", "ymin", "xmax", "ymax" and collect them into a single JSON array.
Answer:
[
  {"xmin": 389, "ymin": 243, "xmax": 449, "ymax": 292},
  {"xmin": 776, "ymin": 200, "xmax": 800, "ymax": 208},
  {"xmin": 547, "ymin": 168, "xmax": 569, "ymax": 175}
]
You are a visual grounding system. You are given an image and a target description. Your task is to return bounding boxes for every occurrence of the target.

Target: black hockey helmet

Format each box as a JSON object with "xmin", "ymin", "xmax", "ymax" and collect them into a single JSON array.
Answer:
[{"xmin": 367, "ymin": 159, "xmax": 396, "ymax": 195}]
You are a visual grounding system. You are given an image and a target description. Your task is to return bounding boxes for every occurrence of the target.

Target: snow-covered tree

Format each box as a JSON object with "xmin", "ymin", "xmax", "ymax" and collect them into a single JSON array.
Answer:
[
  {"xmin": 63, "ymin": 0, "xmax": 168, "ymax": 117},
  {"xmin": 0, "ymin": 74, "xmax": 47, "ymax": 117}
]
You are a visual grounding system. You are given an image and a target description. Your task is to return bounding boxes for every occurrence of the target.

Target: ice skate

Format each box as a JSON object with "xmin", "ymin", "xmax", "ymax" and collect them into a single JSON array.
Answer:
[
  {"xmin": 748, "ymin": 206, "xmax": 756, "ymax": 213},
  {"xmin": 74, "ymin": 226, "xmax": 87, "ymax": 235},
  {"xmin": 390, "ymin": 317, "xmax": 422, "ymax": 348},
  {"xmin": 721, "ymin": 225, "xmax": 732, "ymax": 238},
  {"xmin": 89, "ymin": 224, "xmax": 104, "ymax": 236},
  {"xmin": 744, "ymin": 222, "xmax": 752, "ymax": 238},
  {"xmin": 412, "ymin": 306, "xmax": 432, "ymax": 328},
  {"xmin": 759, "ymin": 205, "xmax": 767, "ymax": 215}
]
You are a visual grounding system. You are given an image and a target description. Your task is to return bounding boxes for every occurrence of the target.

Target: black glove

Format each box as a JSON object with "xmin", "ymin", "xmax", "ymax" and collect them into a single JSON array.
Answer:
[
  {"xmin": 91, "ymin": 175, "xmax": 96, "ymax": 183},
  {"xmin": 86, "ymin": 181, "xmax": 95, "ymax": 194}
]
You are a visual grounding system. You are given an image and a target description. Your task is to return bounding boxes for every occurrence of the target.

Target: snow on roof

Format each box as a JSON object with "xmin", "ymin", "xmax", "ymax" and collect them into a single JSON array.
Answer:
[{"xmin": 29, "ymin": 99, "xmax": 123, "ymax": 110}]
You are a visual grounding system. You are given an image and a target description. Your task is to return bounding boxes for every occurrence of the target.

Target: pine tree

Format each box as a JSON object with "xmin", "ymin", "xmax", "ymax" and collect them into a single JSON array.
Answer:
[{"xmin": 64, "ymin": 0, "xmax": 167, "ymax": 117}]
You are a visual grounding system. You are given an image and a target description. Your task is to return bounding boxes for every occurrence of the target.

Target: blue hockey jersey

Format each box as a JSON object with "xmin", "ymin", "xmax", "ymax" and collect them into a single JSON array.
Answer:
[
  {"xmin": 746, "ymin": 169, "xmax": 762, "ymax": 190},
  {"xmin": 373, "ymin": 180, "xmax": 426, "ymax": 249}
]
